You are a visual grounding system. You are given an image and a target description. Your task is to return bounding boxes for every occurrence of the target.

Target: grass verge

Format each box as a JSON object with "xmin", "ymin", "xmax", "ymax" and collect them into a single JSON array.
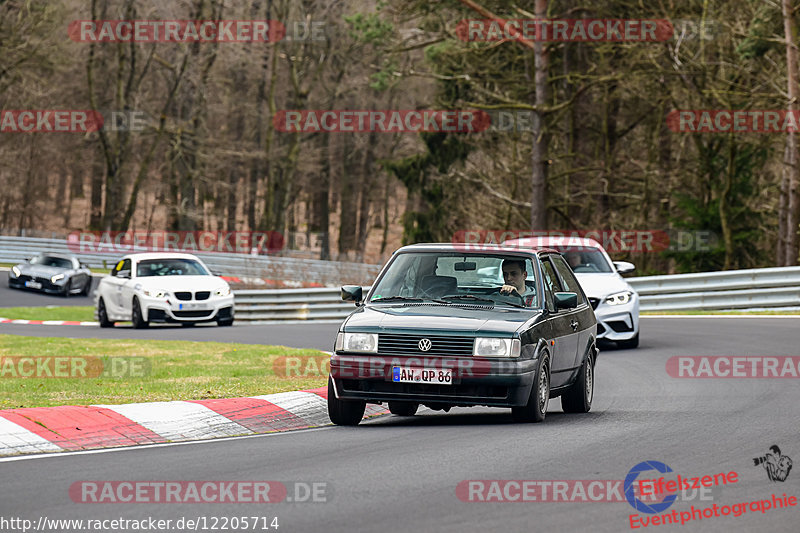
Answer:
[
  {"xmin": 0, "ymin": 334, "xmax": 328, "ymax": 409},
  {"xmin": 0, "ymin": 306, "xmax": 95, "ymax": 322}
]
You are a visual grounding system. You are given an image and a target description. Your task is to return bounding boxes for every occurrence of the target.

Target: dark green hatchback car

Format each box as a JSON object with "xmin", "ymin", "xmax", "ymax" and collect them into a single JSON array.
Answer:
[{"xmin": 328, "ymin": 243, "xmax": 598, "ymax": 425}]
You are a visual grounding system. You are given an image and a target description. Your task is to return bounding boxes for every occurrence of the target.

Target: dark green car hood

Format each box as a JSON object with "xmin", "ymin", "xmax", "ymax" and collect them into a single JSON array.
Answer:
[{"xmin": 342, "ymin": 303, "xmax": 541, "ymax": 336}]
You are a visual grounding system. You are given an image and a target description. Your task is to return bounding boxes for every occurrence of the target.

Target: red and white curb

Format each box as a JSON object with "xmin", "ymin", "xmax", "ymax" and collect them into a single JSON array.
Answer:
[
  {"xmin": 0, "ymin": 318, "xmax": 99, "ymax": 326},
  {"xmin": 0, "ymin": 387, "xmax": 388, "ymax": 457}
]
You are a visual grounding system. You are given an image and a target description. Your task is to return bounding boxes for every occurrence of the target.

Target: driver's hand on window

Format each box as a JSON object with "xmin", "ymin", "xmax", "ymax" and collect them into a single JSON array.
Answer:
[{"xmin": 500, "ymin": 284, "xmax": 519, "ymax": 295}]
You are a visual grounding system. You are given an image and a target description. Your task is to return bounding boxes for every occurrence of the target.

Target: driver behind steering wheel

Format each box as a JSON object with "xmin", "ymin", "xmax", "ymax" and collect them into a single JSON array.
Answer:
[{"xmin": 500, "ymin": 259, "xmax": 536, "ymax": 306}]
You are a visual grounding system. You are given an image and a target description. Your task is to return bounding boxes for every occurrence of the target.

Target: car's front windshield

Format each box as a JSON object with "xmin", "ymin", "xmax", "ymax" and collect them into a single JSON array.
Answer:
[
  {"xmin": 369, "ymin": 252, "xmax": 538, "ymax": 308},
  {"xmin": 30, "ymin": 255, "xmax": 73, "ymax": 269},
  {"xmin": 552, "ymin": 246, "xmax": 613, "ymax": 273},
  {"xmin": 136, "ymin": 259, "xmax": 209, "ymax": 277}
]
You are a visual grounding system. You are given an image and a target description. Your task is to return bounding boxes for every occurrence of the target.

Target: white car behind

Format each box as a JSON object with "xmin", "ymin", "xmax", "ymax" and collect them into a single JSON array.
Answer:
[
  {"xmin": 95, "ymin": 252, "xmax": 234, "ymax": 328},
  {"xmin": 504, "ymin": 236, "xmax": 640, "ymax": 348}
]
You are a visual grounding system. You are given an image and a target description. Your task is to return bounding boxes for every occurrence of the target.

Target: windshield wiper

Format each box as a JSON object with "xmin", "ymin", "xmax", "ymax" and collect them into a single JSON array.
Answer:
[
  {"xmin": 441, "ymin": 295, "xmax": 495, "ymax": 305},
  {"xmin": 442, "ymin": 294, "xmax": 528, "ymax": 308},
  {"xmin": 371, "ymin": 296, "xmax": 451, "ymax": 305},
  {"xmin": 370, "ymin": 296, "xmax": 423, "ymax": 303}
]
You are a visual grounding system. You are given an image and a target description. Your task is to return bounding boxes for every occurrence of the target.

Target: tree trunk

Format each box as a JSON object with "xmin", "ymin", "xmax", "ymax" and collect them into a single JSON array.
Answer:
[
  {"xmin": 782, "ymin": 0, "xmax": 800, "ymax": 265},
  {"xmin": 530, "ymin": 0, "xmax": 549, "ymax": 230}
]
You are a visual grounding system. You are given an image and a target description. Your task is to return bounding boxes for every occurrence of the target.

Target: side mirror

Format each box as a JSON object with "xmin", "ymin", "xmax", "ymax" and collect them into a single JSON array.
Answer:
[
  {"xmin": 117, "ymin": 270, "xmax": 130, "ymax": 279},
  {"xmin": 110, "ymin": 269, "xmax": 117, "ymax": 277},
  {"xmin": 554, "ymin": 292, "xmax": 578, "ymax": 310},
  {"xmin": 613, "ymin": 261, "xmax": 636, "ymax": 275},
  {"xmin": 341, "ymin": 285, "xmax": 363, "ymax": 305},
  {"xmin": 211, "ymin": 270, "xmax": 223, "ymax": 276}
]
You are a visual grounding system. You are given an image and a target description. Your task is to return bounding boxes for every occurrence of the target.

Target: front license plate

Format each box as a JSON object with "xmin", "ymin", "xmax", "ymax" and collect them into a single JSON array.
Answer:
[
  {"xmin": 392, "ymin": 367, "xmax": 452, "ymax": 385},
  {"xmin": 25, "ymin": 281, "xmax": 42, "ymax": 289},
  {"xmin": 178, "ymin": 303, "xmax": 208, "ymax": 310}
]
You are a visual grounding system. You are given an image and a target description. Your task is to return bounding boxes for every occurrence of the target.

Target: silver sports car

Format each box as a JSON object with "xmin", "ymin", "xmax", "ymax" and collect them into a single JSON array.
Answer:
[{"xmin": 8, "ymin": 253, "xmax": 92, "ymax": 296}]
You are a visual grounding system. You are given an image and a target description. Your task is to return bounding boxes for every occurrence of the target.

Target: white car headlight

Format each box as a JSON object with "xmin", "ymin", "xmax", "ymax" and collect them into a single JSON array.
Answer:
[
  {"xmin": 473, "ymin": 337, "xmax": 521, "ymax": 358},
  {"xmin": 51, "ymin": 274, "xmax": 65, "ymax": 283},
  {"xmin": 605, "ymin": 291, "xmax": 633, "ymax": 305},
  {"xmin": 11, "ymin": 266, "xmax": 20, "ymax": 278},
  {"xmin": 215, "ymin": 286, "xmax": 231, "ymax": 297},
  {"xmin": 336, "ymin": 332, "xmax": 378, "ymax": 353},
  {"xmin": 143, "ymin": 289, "xmax": 168, "ymax": 298}
]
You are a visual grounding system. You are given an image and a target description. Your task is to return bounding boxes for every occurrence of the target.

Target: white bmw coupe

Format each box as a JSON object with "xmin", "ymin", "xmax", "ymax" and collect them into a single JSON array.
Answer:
[{"xmin": 95, "ymin": 252, "xmax": 234, "ymax": 328}]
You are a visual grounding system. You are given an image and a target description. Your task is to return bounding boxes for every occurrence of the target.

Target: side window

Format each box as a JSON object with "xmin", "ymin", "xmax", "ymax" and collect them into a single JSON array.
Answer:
[
  {"xmin": 551, "ymin": 255, "xmax": 587, "ymax": 305},
  {"xmin": 540, "ymin": 259, "xmax": 562, "ymax": 313}
]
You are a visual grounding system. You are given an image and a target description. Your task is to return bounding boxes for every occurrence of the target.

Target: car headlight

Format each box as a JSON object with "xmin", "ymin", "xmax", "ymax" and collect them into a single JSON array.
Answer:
[
  {"xmin": 336, "ymin": 332, "xmax": 378, "ymax": 353},
  {"xmin": 473, "ymin": 337, "xmax": 521, "ymax": 358},
  {"xmin": 215, "ymin": 286, "xmax": 231, "ymax": 296},
  {"xmin": 143, "ymin": 289, "xmax": 168, "ymax": 298},
  {"xmin": 10, "ymin": 266, "xmax": 20, "ymax": 278},
  {"xmin": 605, "ymin": 291, "xmax": 633, "ymax": 305},
  {"xmin": 51, "ymin": 274, "xmax": 65, "ymax": 283}
]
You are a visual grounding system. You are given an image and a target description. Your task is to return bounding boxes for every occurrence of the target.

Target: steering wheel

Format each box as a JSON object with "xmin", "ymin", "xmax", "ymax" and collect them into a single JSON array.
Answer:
[{"xmin": 495, "ymin": 287, "xmax": 526, "ymax": 306}]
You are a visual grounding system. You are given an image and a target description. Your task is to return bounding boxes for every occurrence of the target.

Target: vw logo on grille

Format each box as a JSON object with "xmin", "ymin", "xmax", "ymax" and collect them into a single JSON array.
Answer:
[{"xmin": 418, "ymin": 338, "xmax": 432, "ymax": 352}]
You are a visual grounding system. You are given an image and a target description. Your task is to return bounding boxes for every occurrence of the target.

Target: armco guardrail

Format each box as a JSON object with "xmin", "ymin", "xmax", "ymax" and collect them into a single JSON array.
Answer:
[
  {"xmin": 628, "ymin": 266, "xmax": 800, "ymax": 311},
  {"xmin": 0, "ymin": 235, "xmax": 381, "ymax": 288},
  {"xmin": 232, "ymin": 266, "xmax": 800, "ymax": 322}
]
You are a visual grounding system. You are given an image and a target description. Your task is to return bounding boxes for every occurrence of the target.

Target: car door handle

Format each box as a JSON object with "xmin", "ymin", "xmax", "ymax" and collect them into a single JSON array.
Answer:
[{"xmin": 570, "ymin": 320, "xmax": 578, "ymax": 331}]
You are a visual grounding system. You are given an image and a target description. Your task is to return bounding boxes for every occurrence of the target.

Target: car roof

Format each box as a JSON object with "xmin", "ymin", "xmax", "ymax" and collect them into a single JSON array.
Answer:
[
  {"xmin": 119, "ymin": 252, "xmax": 202, "ymax": 261},
  {"xmin": 503, "ymin": 236, "xmax": 604, "ymax": 250},
  {"xmin": 394, "ymin": 242, "xmax": 559, "ymax": 255}
]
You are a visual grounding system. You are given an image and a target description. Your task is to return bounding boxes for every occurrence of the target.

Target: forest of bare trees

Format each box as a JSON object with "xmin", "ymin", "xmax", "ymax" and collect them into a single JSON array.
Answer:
[{"xmin": 1, "ymin": 0, "xmax": 799, "ymax": 274}]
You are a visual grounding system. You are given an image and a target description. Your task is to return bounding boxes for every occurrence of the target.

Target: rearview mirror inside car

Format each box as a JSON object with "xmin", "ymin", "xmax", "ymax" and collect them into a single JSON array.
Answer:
[
  {"xmin": 554, "ymin": 292, "xmax": 578, "ymax": 310},
  {"xmin": 454, "ymin": 261, "xmax": 476, "ymax": 271},
  {"xmin": 341, "ymin": 285, "xmax": 363, "ymax": 305}
]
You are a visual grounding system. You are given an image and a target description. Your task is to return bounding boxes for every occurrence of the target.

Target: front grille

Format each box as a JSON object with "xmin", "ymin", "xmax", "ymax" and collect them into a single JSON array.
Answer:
[
  {"xmin": 588, "ymin": 297, "xmax": 600, "ymax": 310},
  {"xmin": 195, "ymin": 291, "xmax": 210, "ymax": 301},
  {"xmin": 173, "ymin": 310, "xmax": 213, "ymax": 318},
  {"xmin": 174, "ymin": 292, "xmax": 192, "ymax": 301},
  {"xmin": 378, "ymin": 334, "xmax": 475, "ymax": 357}
]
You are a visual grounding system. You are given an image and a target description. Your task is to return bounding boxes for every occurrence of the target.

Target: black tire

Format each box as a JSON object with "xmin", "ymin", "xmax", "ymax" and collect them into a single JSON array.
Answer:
[
  {"xmin": 388, "ymin": 401, "xmax": 419, "ymax": 416},
  {"xmin": 561, "ymin": 352, "xmax": 594, "ymax": 413},
  {"xmin": 81, "ymin": 278, "xmax": 91, "ymax": 296},
  {"xmin": 617, "ymin": 332, "xmax": 639, "ymax": 349},
  {"xmin": 327, "ymin": 376, "xmax": 365, "ymax": 426},
  {"xmin": 131, "ymin": 298, "xmax": 149, "ymax": 329},
  {"xmin": 62, "ymin": 279, "xmax": 72, "ymax": 297},
  {"xmin": 181, "ymin": 322, "xmax": 196, "ymax": 327},
  {"xmin": 512, "ymin": 353, "xmax": 550, "ymax": 423},
  {"xmin": 98, "ymin": 298, "xmax": 114, "ymax": 328},
  {"xmin": 217, "ymin": 318, "xmax": 234, "ymax": 327}
]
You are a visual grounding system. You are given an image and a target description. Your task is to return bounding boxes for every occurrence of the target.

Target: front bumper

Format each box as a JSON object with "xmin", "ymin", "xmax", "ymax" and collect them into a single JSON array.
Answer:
[
  {"xmin": 330, "ymin": 353, "xmax": 538, "ymax": 407},
  {"xmin": 8, "ymin": 274, "xmax": 66, "ymax": 294},
  {"xmin": 141, "ymin": 294, "xmax": 235, "ymax": 323},
  {"xmin": 593, "ymin": 297, "xmax": 639, "ymax": 341}
]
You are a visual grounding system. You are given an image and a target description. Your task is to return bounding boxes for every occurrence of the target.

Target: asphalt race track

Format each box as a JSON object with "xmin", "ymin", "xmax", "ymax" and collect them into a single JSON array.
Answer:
[{"xmin": 1, "ymin": 316, "xmax": 799, "ymax": 532}]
